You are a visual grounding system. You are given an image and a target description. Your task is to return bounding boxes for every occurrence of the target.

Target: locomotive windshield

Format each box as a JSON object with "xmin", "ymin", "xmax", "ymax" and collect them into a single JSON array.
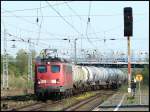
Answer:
[
  {"xmin": 51, "ymin": 65, "xmax": 60, "ymax": 73},
  {"xmin": 38, "ymin": 65, "xmax": 47, "ymax": 73}
]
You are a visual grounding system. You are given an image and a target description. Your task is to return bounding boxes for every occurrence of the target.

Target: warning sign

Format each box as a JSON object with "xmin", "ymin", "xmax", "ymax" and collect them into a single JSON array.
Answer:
[{"xmin": 136, "ymin": 74, "xmax": 143, "ymax": 81}]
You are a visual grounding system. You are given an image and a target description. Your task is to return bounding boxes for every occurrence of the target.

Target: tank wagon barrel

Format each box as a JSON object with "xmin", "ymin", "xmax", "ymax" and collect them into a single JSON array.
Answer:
[
  {"xmin": 72, "ymin": 66, "xmax": 127, "ymax": 89},
  {"xmin": 72, "ymin": 65, "xmax": 88, "ymax": 88}
]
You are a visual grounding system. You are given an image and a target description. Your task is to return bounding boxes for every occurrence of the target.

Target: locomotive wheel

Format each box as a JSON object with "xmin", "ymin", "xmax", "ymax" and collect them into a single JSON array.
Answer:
[
  {"xmin": 69, "ymin": 89, "xmax": 73, "ymax": 96},
  {"xmin": 36, "ymin": 93, "xmax": 42, "ymax": 101},
  {"xmin": 55, "ymin": 92, "xmax": 60, "ymax": 100},
  {"xmin": 36, "ymin": 92, "xmax": 47, "ymax": 101},
  {"xmin": 68, "ymin": 90, "xmax": 71, "ymax": 97}
]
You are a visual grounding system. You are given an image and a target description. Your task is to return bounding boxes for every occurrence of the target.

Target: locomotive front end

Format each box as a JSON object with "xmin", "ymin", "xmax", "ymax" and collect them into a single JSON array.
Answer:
[{"xmin": 35, "ymin": 62, "xmax": 65, "ymax": 97}]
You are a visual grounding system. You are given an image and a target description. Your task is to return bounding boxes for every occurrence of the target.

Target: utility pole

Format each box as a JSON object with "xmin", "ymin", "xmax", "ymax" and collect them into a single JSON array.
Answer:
[
  {"xmin": 2, "ymin": 29, "xmax": 9, "ymax": 89},
  {"xmin": 74, "ymin": 38, "xmax": 78, "ymax": 64},
  {"xmin": 28, "ymin": 39, "xmax": 32, "ymax": 82},
  {"xmin": 127, "ymin": 36, "xmax": 131, "ymax": 93}
]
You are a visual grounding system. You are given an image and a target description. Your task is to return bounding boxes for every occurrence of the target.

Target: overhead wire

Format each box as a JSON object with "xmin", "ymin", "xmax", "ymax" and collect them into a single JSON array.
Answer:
[
  {"xmin": 36, "ymin": 1, "xmax": 44, "ymax": 45},
  {"xmin": 2, "ymin": 7, "xmax": 147, "ymax": 38},
  {"xmin": 2, "ymin": 31, "xmax": 51, "ymax": 49},
  {"xmin": 85, "ymin": 1, "xmax": 98, "ymax": 49},
  {"xmin": 64, "ymin": 2, "xmax": 84, "ymax": 33},
  {"xmin": 2, "ymin": 31, "xmax": 147, "ymax": 41},
  {"xmin": 2, "ymin": 2, "xmax": 148, "ymax": 56},
  {"xmin": 46, "ymin": 1, "xmax": 81, "ymax": 35},
  {"xmin": 2, "ymin": 22, "xmax": 77, "ymax": 37},
  {"xmin": 64, "ymin": 2, "xmax": 84, "ymax": 55},
  {"xmin": 2, "ymin": 1, "xmax": 73, "ymax": 13},
  {"xmin": 87, "ymin": 16, "xmax": 148, "ymax": 36},
  {"xmin": 2, "ymin": 32, "xmax": 148, "ymax": 58},
  {"xmin": 2, "ymin": 13, "xmax": 147, "ymax": 17},
  {"xmin": 2, "ymin": 15, "xmax": 147, "ymax": 42},
  {"xmin": 2, "ymin": 9, "xmax": 64, "ymax": 40},
  {"xmin": 2, "ymin": 31, "xmax": 79, "ymax": 49},
  {"xmin": 2, "ymin": 9, "xmax": 38, "ymax": 26}
]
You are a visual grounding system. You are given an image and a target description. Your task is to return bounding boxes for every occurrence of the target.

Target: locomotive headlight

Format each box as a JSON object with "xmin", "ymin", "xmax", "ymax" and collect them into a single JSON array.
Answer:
[
  {"xmin": 38, "ymin": 81, "xmax": 41, "ymax": 84},
  {"xmin": 37, "ymin": 79, "xmax": 41, "ymax": 84}
]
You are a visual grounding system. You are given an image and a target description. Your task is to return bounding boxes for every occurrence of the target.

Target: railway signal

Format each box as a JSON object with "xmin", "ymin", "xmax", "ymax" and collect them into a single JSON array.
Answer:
[
  {"xmin": 124, "ymin": 7, "xmax": 133, "ymax": 36},
  {"xmin": 124, "ymin": 7, "xmax": 133, "ymax": 94}
]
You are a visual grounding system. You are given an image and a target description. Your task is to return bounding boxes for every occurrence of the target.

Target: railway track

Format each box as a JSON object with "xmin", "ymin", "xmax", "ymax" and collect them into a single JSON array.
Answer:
[
  {"xmin": 1, "ymin": 94, "xmax": 37, "ymax": 111},
  {"xmin": 3, "ymin": 100, "xmax": 59, "ymax": 111},
  {"xmin": 1, "ymin": 94, "xmax": 35, "ymax": 101},
  {"xmin": 63, "ymin": 90, "xmax": 116, "ymax": 111},
  {"xmin": 2, "ymin": 90, "xmax": 117, "ymax": 111}
]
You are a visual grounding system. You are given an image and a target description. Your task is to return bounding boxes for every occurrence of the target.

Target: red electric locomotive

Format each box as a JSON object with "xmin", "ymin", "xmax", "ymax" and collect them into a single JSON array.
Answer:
[{"xmin": 34, "ymin": 57, "xmax": 73, "ymax": 98}]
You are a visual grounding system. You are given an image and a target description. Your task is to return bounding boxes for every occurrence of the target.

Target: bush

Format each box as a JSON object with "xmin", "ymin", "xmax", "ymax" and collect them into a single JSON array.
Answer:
[{"xmin": 141, "ymin": 65, "xmax": 149, "ymax": 85}]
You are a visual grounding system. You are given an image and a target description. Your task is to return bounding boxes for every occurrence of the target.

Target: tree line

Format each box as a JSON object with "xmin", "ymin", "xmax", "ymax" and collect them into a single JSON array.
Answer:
[{"xmin": 1, "ymin": 49, "xmax": 36, "ymax": 77}]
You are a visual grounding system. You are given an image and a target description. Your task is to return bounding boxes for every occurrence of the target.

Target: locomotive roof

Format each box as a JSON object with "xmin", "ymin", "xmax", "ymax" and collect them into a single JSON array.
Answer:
[{"xmin": 35, "ymin": 56, "xmax": 71, "ymax": 63}]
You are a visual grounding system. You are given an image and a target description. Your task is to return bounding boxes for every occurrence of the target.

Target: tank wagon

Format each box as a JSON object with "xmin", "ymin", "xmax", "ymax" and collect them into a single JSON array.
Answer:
[{"xmin": 34, "ymin": 58, "xmax": 127, "ymax": 99}]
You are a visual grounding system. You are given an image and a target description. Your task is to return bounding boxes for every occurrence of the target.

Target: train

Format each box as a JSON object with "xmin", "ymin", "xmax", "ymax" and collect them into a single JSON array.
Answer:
[{"xmin": 34, "ymin": 57, "xmax": 127, "ymax": 99}]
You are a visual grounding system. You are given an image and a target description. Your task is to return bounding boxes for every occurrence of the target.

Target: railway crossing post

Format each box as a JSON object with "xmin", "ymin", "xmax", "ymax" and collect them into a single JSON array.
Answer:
[
  {"xmin": 136, "ymin": 74, "xmax": 143, "ymax": 105},
  {"xmin": 139, "ymin": 80, "xmax": 141, "ymax": 104}
]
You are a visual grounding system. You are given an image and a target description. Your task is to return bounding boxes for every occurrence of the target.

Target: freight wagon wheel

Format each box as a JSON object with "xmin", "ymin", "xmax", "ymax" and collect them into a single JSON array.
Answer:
[
  {"xmin": 98, "ymin": 85, "xmax": 101, "ymax": 90},
  {"xmin": 66, "ymin": 91, "xmax": 70, "ymax": 98},
  {"xmin": 95, "ymin": 85, "xmax": 98, "ymax": 90},
  {"xmin": 72, "ymin": 90, "xmax": 76, "ymax": 95},
  {"xmin": 67, "ymin": 90, "xmax": 71, "ymax": 98},
  {"xmin": 64, "ymin": 92, "xmax": 68, "ymax": 99},
  {"xmin": 70, "ymin": 89, "xmax": 73, "ymax": 96},
  {"xmin": 87, "ymin": 87, "xmax": 90, "ymax": 91},
  {"xmin": 92, "ymin": 85, "xmax": 95, "ymax": 91}
]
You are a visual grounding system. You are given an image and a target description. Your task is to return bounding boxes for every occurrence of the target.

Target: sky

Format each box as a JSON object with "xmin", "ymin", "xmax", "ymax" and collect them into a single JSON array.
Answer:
[{"xmin": 1, "ymin": 1, "xmax": 149, "ymax": 59}]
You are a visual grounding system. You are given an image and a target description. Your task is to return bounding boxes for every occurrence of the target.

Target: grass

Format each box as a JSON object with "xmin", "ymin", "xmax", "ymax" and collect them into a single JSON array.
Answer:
[
  {"xmin": 126, "ymin": 96, "xmax": 135, "ymax": 104},
  {"xmin": 47, "ymin": 91, "xmax": 98, "ymax": 111},
  {"xmin": 118, "ymin": 82, "xmax": 149, "ymax": 93},
  {"xmin": 1, "ymin": 74, "xmax": 34, "ymax": 96},
  {"xmin": 75, "ymin": 92, "xmax": 95, "ymax": 100},
  {"xmin": 4, "ymin": 74, "xmax": 34, "ymax": 90},
  {"xmin": 118, "ymin": 84, "xmax": 128, "ymax": 92}
]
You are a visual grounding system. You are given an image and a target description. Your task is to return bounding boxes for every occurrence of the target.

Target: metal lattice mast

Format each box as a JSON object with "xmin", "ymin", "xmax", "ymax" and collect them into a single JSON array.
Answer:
[
  {"xmin": 28, "ymin": 39, "xmax": 32, "ymax": 81},
  {"xmin": 2, "ymin": 29, "xmax": 9, "ymax": 89}
]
